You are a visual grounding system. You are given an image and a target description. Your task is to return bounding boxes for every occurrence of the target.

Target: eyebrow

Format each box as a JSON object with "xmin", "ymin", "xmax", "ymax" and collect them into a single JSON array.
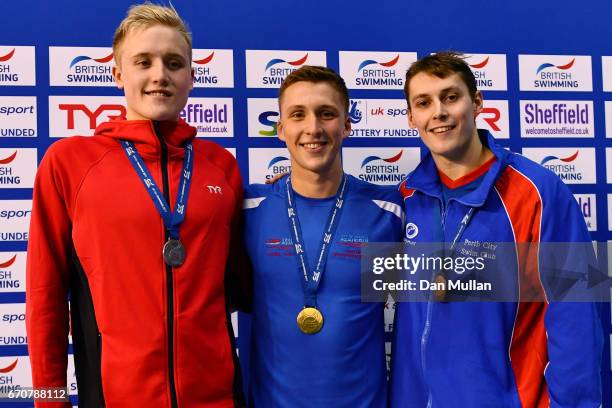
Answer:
[
  {"xmin": 130, "ymin": 52, "xmax": 186, "ymax": 61},
  {"xmin": 411, "ymin": 86, "xmax": 463, "ymax": 101}
]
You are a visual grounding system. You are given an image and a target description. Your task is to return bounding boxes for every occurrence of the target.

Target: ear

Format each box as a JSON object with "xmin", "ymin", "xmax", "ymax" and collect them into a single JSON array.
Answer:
[
  {"xmin": 112, "ymin": 65, "xmax": 124, "ymax": 90},
  {"xmin": 277, "ymin": 120, "xmax": 286, "ymax": 142},
  {"xmin": 342, "ymin": 115, "xmax": 351, "ymax": 139},
  {"xmin": 472, "ymin": 90, "xmax": 484, "ymax": 117},
  {"xmin": 407, "ymin": 107, "xmax": 416, "ymax": 128}
]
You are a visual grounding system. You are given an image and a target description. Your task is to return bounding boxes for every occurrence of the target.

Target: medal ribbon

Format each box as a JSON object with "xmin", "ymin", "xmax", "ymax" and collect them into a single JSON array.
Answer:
[
  {"xmin": 120, "ymin": 140, "xmax": 193, "ymax": 240},
  {"xmin": 285, "ymin": 174, "xmax": 348, "ymax": 307}
]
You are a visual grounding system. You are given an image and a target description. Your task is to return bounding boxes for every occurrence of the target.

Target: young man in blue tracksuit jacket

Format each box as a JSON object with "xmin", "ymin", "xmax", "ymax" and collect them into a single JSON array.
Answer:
[{"xmin": 390, "ymin": 52, "xmax": 603, "ymax": 407}]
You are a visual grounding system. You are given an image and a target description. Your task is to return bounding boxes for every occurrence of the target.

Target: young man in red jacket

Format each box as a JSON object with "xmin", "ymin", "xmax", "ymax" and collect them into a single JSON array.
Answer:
[{"xmin": 26, "ymin": 4, "xmax": 246, "ymax": 407}]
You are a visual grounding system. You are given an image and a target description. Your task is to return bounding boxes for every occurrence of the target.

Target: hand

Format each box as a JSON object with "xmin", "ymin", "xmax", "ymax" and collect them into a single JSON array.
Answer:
[{"xmin": 265, "ymin": 172, "xmax": 288, "ymax": 184}]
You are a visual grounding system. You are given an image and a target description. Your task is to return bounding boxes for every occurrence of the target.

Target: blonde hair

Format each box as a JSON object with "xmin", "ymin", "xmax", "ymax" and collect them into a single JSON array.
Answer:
[{"xmin": 113, "ymin": 3, "xmax": 192, "ymax": 61}]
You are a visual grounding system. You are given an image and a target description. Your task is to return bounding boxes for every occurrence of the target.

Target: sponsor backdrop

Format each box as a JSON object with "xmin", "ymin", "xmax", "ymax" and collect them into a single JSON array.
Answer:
[{"xmin": 1, "ymin": 0, "xmax": 611, "ymax": 405}]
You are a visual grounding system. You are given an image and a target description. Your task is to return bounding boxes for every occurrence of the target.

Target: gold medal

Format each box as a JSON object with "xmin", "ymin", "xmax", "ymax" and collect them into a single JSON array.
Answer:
[
  {"xmin": 296, "ymin": 307, "xmax": 324, "ymax": 334},
  {"xmin": 433, "ymin": 274, "xmax": 447, "ymax": 302}
]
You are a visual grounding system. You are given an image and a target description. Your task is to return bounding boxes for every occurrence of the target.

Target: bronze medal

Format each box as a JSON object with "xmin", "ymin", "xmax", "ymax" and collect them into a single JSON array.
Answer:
[
  {"xmin": 433, "ymin": 273, "xmax": 447, "ymax": 302},
  {"xmin": 296, "ymin": 307, "xmax": 324, "ymax": 334}
]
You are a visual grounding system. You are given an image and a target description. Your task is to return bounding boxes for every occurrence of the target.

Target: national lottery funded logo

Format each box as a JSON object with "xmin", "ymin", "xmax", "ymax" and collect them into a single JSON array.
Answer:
[
  {"xmin": 348, "ymin": 99, "xmax": 419, "ymax": 137},
  {"xmin": 192, "ymin": 49, "xmax": 234, "ymax": 88},
  {"xmin": 0, "ymin": 149, "xmax": 36, "ymax": 188},
  {"xmin": 0, "ymin": 252, "xmax": 25, "ymax": 293},
  {"xmin": 245, "ymin": 50, "xmax": 327, "ymax": 88},
  {"xmin": 522, "ymin": 147, "xmax": 595, "ymax": 184},
  {"xmin": 0, "ymin": 46, "xmax": 36, "ymax": 86},
  {"xmin": 518, "ymin": 55, "xmax": 592, "ymax": 92},
  {"xmin": 179, "ymin": 97, "xmax": 233, "ymax": 137},
  {"xmin": 248, "ymin": 148, "xmax": 291, "ymax": 183},
  {"xmin": 475, "ymin": 100, "xmax": 509, "ymax": 139},
  {"xmin": 247, "ymin": 98, "xmax": 279, "ymax": 137},
  {"xmin": 0, "ymin": 303, "xmax": 26, "ymax": 346},
  {"xmin": 339, "ymin": 51, "xmax": 417, "ymax": 90},
  {"xmin": 49, "ymin": 95, "xmax": 126, "ymax": 138},
  {"xmin": 342, "ymin": 147, "xmax": 420, "ymax": 186},
  {"xmin": 0, "ymin": 96, "xmax": 37, "ymax": 137},
  {"xmin": 0, "ymin": 200, "xmax": 31, "ymax": 242},
  {"xmin": 520, "ymin": 100, "xmax": 594, "ymax": 138},
  {"xmin": 463, "ymin": 53, "xmax": 507, "ymax": 91},
  {"xmin": 49, "ymin": 46, "xmax": 115, "ymax": 87},
  {"xmin": 574, "ymin": 194, "xmax": 596, "ymax": 232}
]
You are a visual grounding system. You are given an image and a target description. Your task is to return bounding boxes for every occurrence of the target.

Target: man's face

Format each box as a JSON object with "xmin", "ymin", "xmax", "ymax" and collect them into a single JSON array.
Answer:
[
  {"xmin": 278, "ymin": 81, "xmax": 350, "ymax": 176},
  {"xmin": 407, "ymin": 72, "xmax": 483, "ymax": 162},
  {"xmin": 113, "ymin": 24, "xmax": 194, "ymax": 122}
]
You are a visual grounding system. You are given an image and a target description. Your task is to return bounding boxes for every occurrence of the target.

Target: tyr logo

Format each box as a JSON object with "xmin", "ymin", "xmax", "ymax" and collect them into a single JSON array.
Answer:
[{"xmin": 207, "ymin": 185, "xmax": 222, "ymax": 194}]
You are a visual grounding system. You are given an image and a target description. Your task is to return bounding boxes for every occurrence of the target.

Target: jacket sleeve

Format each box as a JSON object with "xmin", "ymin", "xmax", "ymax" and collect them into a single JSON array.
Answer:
[
  {"xmin": 539, "ymin": 179, "xmax": 603, "ymax": 408},
  {"xmin": 26, "ymin": 145, "xmax": 72, "ymax": 408}
]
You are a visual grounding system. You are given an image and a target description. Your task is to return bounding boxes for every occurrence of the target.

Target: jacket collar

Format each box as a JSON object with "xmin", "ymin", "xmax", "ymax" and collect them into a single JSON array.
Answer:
[{"xmin": 405, "ymin": 129, "xmax": 510, "ymax": 206}]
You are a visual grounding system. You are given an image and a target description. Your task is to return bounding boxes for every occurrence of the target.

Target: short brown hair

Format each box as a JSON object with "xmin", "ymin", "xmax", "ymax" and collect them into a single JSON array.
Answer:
[
  {"xmin": 404, "ymin": 51, "xmax": 477, "ymax": 108},
  {"xmin": 113, "ymin": 3, "xmax": 192, "ymax": 62},
  {"xmin": 279, "ymin": 66, "xmax": 350, "ymax": 114}
]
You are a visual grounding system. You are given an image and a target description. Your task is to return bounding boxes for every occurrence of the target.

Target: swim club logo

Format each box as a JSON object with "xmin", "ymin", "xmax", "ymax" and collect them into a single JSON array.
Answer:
[
  {"xmin": 405, "ymin": 223, "xmax": 419, "ymax": 239},
  {"xmin": 342, "ymin": 147, "xmax": 420, "ymax": 185},
  {"xmin": 0, "ymin": 96, "xmax": 37, "ymax": 137},
  {"xmin": 574, "ymin": 194, "xmax": 596, "ymax": 232},
  {"xmin": 339, "ymin": 51, "xmax": 417, "ymax": 89},
  {"xmin": 0, "ymin": 46, "xmax": 35, "ymax": 86},
  {"xmin": 603, "ymin": 56, "xmax": 612, "ymax": 92},
  {"xmin": 245, "ymin": 50, "xmax": 327, "ymax": 88},
  {"xmin": 520, "ymin": 100, "xmax": 594, "ymax": 138},
  {"xmin": 522, "ymin": 148, "xmax": 595, "ymax": 184},
  {"xmin": 475, "ymin": 100, "xmax": 509, "ymax": 139},
  {"xmin": 518, "ymin": 55, "xmax": 592, "ymax": 91},
  {"xmin": 50, "ymin": 46, "xmax": 115, "ymax": 87},
  {"xmin": 464, "ymin": 53, "xmax": 507, "ymax": 90},
  {"xmin": 192, "ymin": 49, "xmax": 234, "ymax": 88},
  {"xmin": 247, "ymin": 98, "xmax": 279, "ymax": 137},
  {"xmin": 349, "ymin": 99, "xmax": 419, "ymax": 137},
  {"xmin": 0, "ymin": 148, "xmax": 36, "ymax": 188},
  {"xmin": 0, "ymin": 200, "xmax": 32, "ymax": 242},
  {"xmin": 0, "ymin": 252, "xmax": 25, "ymax": 293},
  {"xmin": 179, "ymin": 97, "xmax": 233, "ymax": 137},
  {"xmin": 49, "ymin": 95, "xmax": 127, "ymax": 138},
  {"xmin": 248, "ymin": 148, "xmax": 291, "ymax": 183},
  {"xmin": 0, "ymin": 303, "xmax": 26, "ymax": 346}
]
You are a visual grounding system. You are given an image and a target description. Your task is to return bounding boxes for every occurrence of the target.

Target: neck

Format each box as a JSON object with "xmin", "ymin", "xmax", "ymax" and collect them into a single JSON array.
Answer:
[
  {"xmin": 290, "ymin": 163, "xmax": 344, "ymax": 199},
  {"xmin": 433, "ymin": 132, "xmax": 493, "ymax": 181}
]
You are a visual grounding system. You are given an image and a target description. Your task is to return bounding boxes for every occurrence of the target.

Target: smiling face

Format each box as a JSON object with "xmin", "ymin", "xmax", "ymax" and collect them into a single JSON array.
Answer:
[
  {"xmin": 277, "ymin": 81, "xmax": 350, "ymax": 179},
  {"xmin": 407, "ymin": 72, "xmax": 483, "ymax": 163},
  {"xmin": 112, "ymin": 24, "xmax": 194, "ymax": 121}
]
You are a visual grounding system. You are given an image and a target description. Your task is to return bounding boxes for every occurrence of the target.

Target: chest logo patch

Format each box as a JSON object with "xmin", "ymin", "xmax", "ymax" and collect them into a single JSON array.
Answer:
[{"xmin": 405, "ymin": 222, "xmax": 419, "ymax": 239}]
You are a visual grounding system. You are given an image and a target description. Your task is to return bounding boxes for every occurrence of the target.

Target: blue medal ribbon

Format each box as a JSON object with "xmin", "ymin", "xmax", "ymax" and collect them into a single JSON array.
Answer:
[
  {"xmin": 285, "ymin": 174, "xmax": 348, "ymax": 307},
  {"xmin": 120, "ymin": 140, "xmax": 193, "ymax": 241}
]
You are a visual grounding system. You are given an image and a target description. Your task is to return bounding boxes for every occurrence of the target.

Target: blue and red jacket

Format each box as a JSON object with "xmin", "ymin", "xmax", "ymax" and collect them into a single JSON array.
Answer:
[{"xmin": 390, "ymin": 130, "xmax": 603, "ymax": 407}]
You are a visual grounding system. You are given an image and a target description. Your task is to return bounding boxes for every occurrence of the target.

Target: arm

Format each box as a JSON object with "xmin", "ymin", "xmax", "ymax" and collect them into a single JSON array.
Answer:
[
  {"xmin": 540, "ymin": 181, "xmax": 603, "ymax": 408},
  {"xmin": 26, "ymin": 145, "xmax": 73, "ymax": 408}
]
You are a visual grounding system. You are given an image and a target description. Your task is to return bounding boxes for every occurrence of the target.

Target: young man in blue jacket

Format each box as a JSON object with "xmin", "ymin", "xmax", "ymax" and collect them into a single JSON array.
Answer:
[
  {"xmin": 390, "ymin": 52, "xmax": 603, "ymax": 407},
  {"xmin": 243, "ymin": 66, "xmax": 404, "ymax": 407}
]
